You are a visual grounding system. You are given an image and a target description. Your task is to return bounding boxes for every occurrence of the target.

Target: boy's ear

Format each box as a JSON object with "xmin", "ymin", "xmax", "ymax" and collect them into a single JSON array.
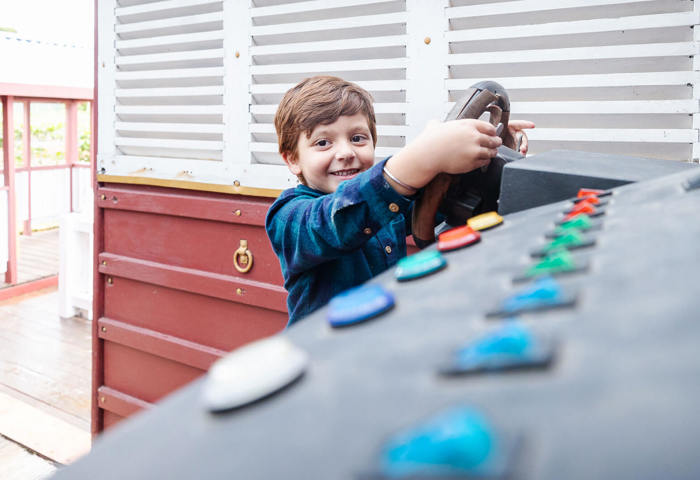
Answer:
[{"xmin": 282, "ymin": 152, "xmax": 302, "ymax": 176}]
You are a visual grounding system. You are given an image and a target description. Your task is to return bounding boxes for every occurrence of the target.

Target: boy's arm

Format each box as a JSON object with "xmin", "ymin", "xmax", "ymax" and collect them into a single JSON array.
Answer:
[
  {"xmin": 383, "ymin": 119, "xmax": 502, "ymax": 196},
  {"xmin": 266, "ymin": 159, "xmax": 412, "ymax": 276}
]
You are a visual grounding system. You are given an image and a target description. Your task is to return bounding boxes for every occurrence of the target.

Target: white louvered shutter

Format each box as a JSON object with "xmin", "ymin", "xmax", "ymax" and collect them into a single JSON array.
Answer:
[
  {"xmin": 444, "ymin": 0, "xmax": 700, "ymax": 161},
  {"xmin": 100, "ymin": 0, "xmax": 227, "ymax": 182}
]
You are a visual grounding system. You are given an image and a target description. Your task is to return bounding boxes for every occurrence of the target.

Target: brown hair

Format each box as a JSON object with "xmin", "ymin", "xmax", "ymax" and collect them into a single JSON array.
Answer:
[{"xmin": 274, "ymin": 76, "xmax": 377, "ymax": 182}]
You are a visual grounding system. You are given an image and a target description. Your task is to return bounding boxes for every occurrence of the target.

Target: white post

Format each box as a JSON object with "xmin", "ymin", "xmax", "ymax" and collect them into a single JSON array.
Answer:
[{"xmin": 405, "ymin": 0, "xmax": 450, "ymax": 143}]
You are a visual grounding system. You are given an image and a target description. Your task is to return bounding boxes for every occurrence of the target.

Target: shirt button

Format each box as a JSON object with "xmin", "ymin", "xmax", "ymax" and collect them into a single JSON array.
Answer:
[
  {"xmin": 388, "ymin": 203, "xmax": 399, "ymax": 213},
  {"xmin": 385, "ymin": 245, "xmax": 392, "ymax": 254},
  {"xmin": 363, "ymin": 227, "xmax": 372, "ymax": 235}
]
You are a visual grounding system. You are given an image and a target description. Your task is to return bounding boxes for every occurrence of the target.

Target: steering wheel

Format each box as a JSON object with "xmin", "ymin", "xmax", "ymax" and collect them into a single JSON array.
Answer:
[{"xmin": 411, "ymin": 81, "xmax": 518, "ymax": 248}]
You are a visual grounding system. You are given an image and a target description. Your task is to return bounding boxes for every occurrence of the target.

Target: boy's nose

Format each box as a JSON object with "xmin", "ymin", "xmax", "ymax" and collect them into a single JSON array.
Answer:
[{"xmin": 334, "ymin": 146, "xmax": 356, "ymax": 162}]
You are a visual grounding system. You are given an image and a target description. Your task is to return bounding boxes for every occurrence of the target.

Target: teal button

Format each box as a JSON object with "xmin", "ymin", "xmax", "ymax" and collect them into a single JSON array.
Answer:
[{"xmin": 395, "ymin": 250, "xmax": 447, "ymax": 281}]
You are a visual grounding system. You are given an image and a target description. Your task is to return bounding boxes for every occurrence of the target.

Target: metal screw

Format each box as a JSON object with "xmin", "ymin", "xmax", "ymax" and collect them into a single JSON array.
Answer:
[
  {"xmin": 235, "ymin": 51, "xmax": 240, "ymax": 58},
  {"xmin": 100, "ymin": 397, "xmax": 105, "ymax": 403},
  {"xmin": 424, "ymin": 37, "xmax": 431, "ymax": 45},
  {"xmin": 102, "ymin": 260, "xmax": 107, "ymax": 266},
  {"xmin": 234, "ymin": 209, "xmax": 241, "ymax": 216},
  {"xmin": 112, "ymin": 196, "xmax": 118, "ymax": 204},
  {"xmin": 234, "ymin": 180, "xmax": 241, "ymax": 187},
  {"xmin": 101, "ymin": 326, "xmax": 107, "ymax": 333},
  {"xmin": 236, "ymin": 288, "xmax": 243, "ymax": 295},
  {"xmin": 100, "ymin": 194, "xmax": 106, "ymax": 200},
  {"xmin": 107, "ymin": 277, "xmax": 113, "ymax": 284}
]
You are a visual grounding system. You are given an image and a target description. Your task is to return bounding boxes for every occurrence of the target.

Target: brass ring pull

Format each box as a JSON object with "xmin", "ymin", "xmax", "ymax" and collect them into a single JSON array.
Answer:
[{"xmin": 233, "ymin": 239, "xmax": 253, "ymax": 273}]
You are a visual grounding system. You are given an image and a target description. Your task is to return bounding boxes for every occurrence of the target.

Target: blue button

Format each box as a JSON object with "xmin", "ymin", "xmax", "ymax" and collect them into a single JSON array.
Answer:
[
  {"xmin": 440, "ymin": 324, "xmax": 556, "ymax": 375},
  {"xmin": 381, "ymin": 408, "xmax": 494, "ymax": 477},
  {"xmin": 327, "ymin": 284, "xmax": 394, "ymax": 327},
  {"xmin": 503, "ymin": 277, "xmax": 565, "ymax": 312}
]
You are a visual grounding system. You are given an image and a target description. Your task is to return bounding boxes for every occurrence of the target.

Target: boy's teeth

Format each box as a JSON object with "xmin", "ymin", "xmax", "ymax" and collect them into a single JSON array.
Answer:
[{"xmin": 333, "ymin": 169, "xmax": 358, "ymax": 176}]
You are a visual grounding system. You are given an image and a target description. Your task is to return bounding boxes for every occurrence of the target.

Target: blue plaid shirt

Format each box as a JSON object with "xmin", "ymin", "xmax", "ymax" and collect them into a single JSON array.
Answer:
[{"xmin": 266, "ymin": 158, "xmax": 413, "ymax": 325}]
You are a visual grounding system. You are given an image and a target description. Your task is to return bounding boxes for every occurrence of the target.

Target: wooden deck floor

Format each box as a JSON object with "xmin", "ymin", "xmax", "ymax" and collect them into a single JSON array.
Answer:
[
  {"xmin": 0, "ymin": 285, "xmax": 92, "ymax": 477},
  {"xmin": 1, "ymin": 228, "xmax": 60, "ymax": 289}
]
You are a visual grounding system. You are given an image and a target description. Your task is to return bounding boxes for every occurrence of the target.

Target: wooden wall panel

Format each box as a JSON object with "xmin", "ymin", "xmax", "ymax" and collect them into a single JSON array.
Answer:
[
  {"xmin": 103, "ymin": 342, "xmax": 203, "ymax": 405},
  {"xmin": 103, "ymin": 277, "xmax": 286, "ymax": 352},
  {"xmin": 103, "ymin": 209, "xmax": 283, "ymax": 286},
  {"xmin": 95, "ymin": 184, "xmax": 288, "ymax": 433}
]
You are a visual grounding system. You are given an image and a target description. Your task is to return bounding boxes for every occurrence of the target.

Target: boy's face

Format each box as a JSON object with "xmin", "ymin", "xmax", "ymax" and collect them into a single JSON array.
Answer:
[{"xmin": 283, "ymin": 113, "xmax": 375, "ymax": 193}]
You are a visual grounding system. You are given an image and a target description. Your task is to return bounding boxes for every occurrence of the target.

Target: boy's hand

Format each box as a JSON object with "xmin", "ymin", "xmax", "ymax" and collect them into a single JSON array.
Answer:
[
  {"xmin": 507, "ymin": 120, "xmax": 535, "ymax": 155},
  {"xmin": 384, "ymin": 119, "xmax": 502, "ymax": 194}
]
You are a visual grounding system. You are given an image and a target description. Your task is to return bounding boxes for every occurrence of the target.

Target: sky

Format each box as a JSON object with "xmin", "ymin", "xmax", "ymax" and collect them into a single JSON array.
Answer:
[{"xmin": 0, "ymin": 0, "xmax": 94, "ymax": 47}]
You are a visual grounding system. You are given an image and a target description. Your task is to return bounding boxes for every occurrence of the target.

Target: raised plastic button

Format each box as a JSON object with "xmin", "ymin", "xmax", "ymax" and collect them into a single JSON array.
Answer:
[
  {"xmin": 389, "ymin": 203, "xmax": 399, "ymax": 213},
  {"xmin": 439, "ymin": 323, "xmax": 556, "ymax": 375},
  {"xmin": 328, "ymin": 284, "xmax": 395, "ymax": 327},
  {"xmin": 380, "ymin": 408, "xmax": 494, "ymax": 477},
  {"xmin": 532, "ymin": 230, "xmax": 595, "ymax": 257},
  {"xmin": 487, "ymin": 277, "xmax": 577, "ymax": 317},
  {"xmin": 363, "ymin": 227, "xmax": 372, "ymax": 235},
  {"xmin": 557, "ymin": 214, "xmax": 593, "ymax": 232},
  {"xmin": 203, "ymin": 336, "xmax": 308, "ymax": 412},
  {"xmin": 467, "ymin": 211, "xmax": 503, "ymax": 231},
  {"xmin": 577, "ymin": 188, "xmax": 605, "ymax": 198},
  {"xmin": 525, "ymin": 250, "xmax": 578, "ymax": 277},
  {"xmin": 395, "ymin": 249, "xmax": 446, "ymax": 281},
  {"xmin": 385, "ymin": 245, "xmax": 392, "ymax": 254},
  {"xmin": 437, "ymin": 225, "xmax": 481, "ymax": 252}
]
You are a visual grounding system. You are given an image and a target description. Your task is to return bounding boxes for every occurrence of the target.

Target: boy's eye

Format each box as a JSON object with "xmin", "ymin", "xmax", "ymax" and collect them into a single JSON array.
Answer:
[
  {"xmin": 315, "ymin": 139, "xmax": 329, "ymax": 147},
  {"xmin": 352, "ymin": 135, "xmax": 366, "ymax": 143}
]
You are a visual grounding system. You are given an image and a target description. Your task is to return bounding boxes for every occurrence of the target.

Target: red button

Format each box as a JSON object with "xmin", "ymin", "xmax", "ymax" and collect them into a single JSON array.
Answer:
[
  {"xmin": 577, "ymin": 188, "xmax": 605, "ymax": 198},
  {"xmin": 564, "ymin": 200, "xmax": 597, "ymax": 221},
  {"xmin": 575, "ymin": 194, "xmax": 600, "ymax": 205},
  {"xmin": 437, "ymin": 225, "xmax": 481, "ymax": 252}
]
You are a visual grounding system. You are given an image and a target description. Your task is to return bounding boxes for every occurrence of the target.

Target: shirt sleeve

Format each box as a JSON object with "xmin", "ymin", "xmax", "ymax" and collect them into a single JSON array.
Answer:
[{"xmin": 266, "ymin": 158, "xmax": 413, "ymax": 276}]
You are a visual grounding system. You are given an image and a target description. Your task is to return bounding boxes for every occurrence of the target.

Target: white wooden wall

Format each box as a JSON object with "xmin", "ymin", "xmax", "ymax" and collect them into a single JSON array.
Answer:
[{"xmin": 98, "ymin": 0, "xmax": 700, "ymax": 191}]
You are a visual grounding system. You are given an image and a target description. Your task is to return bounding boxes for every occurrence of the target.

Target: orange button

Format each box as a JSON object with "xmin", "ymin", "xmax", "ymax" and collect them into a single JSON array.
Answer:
[{"xmin": 388, "ymin": 203, "xmax": 399, "ymax": 213}]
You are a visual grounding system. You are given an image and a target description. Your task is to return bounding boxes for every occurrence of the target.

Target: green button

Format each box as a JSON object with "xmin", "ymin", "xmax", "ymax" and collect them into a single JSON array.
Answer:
[
  {"xmin": 543, "ymin": 231, "xmax": 585, "ymax": 254},
  {"xmin": 556, "ymin": 215, "xmax": 592, "ymax": 233},
  {"xmin": 526, "ymin": 250, "xmax": 577, "ymax": 277}
]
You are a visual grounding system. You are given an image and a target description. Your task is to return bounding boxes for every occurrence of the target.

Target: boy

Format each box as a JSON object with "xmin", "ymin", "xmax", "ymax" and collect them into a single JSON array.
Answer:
[{"xmin": 266, "ymin": 76, "xmax": 533, "ymax": 325}]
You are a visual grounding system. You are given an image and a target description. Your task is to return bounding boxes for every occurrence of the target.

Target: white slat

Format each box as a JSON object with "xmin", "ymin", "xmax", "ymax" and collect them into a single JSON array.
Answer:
[
  {"xmin": 526, "ymin": 128, "xmax": 697, "ymax": 143},
  {"xmin": 115, "ymin": 137, "xmax": 223, "ymax": 150},
  {"xmin": 250, "ymin": 58, "xmax": 408, "ymax": 75},
  {"xmin": 250, "ymin": 103, "xmax": 407, "ymax": 115},
  {"xmin": 448, "ymin": 42, "xmax": 695, "ymax": 66},
  {"xmin": 115, "ymin": 67, "xmax": 224, "ymax": 80},
  {"xmin": 250, "ymin": 80, "xmax": 407, "ymax": 94},
  {"xmin": 116, "ymin": 30, "xmax": 224, "ymax": 50},
  {"xmin": 507, "ymin": 100, "xmax": 698, "ymax": 114},
  {"xmin": 446, "ymin": 0, "xmax": 657, "ymax": 19},
  {"xmin": 251, "ymin": 0, "xmax": 397, "ymax": 17},
  {"xmin": 249, "ymin": 123, "xmax": 408, "ymax": 136},
  {"xmin": 250, "ymin": 12, "xmax": 407, "ymax": 36},
  {"xmin": 445, "ymin": 72, "xmax": 696, "ymax": 91},
  {"xmin": 115, "ymin": 86, "xmax": 224, "ymax": 97},
  {"xmin": 115, "ymin": 122, "xmax": 223, "ymax": 133},
  {"xmin": 116, "ymin": 0, "xmax": 222, "ymax": 17},
  {"xmin": 115, "ymin": 12, "xmax": 224, "ymax": 35},
  {"xmin": 446, "ymin": 12, "xmax": 698, "ymax": 42},
  {"xmin": 250, "ymin": 35, "xmax": 407, "ymax": 56},
  {"xmin": 115, "ymin": 48, "xmax": 225, "ymax": 66},
  {"xmin": 115, "ymin": 105, "xmax": 225, "ymax": 115}
]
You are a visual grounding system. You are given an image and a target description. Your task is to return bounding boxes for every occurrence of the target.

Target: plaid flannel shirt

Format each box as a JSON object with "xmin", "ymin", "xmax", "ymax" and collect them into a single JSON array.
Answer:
[{"xmin": 266, "ymin": 158, "xmax": 413, "ymax": 325}]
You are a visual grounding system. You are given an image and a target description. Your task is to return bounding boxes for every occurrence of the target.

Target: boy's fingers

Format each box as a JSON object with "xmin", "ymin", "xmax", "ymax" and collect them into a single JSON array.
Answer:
[
  {"xmin": 472, "ymin": 120, "xmax": 498, "ymax": 135},
  {"xmin": 480, "ymin": 133, "xmax": 502, "ymax": 149},
  {"xmin": 508, "ymin": 120, "xmax": 536, "ymax": 130}
]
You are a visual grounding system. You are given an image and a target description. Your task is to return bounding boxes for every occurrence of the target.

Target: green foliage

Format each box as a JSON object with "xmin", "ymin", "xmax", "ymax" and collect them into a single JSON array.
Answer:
[{"xmin": 0, "ymin": 27, "xmax": 18, "ymax": 33}]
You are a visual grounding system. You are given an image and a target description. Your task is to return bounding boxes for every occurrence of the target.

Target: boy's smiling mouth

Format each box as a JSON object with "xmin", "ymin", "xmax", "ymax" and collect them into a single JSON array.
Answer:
[{"xmin": 330, "ymin": 168, "xmax": 360, "ymax": 177}]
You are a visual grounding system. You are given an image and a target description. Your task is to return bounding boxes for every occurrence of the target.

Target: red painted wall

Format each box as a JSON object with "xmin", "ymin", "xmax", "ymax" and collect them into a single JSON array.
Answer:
[{"xmin": 92, "ymin": 183, "xmax": 287, "ymax": 433}]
